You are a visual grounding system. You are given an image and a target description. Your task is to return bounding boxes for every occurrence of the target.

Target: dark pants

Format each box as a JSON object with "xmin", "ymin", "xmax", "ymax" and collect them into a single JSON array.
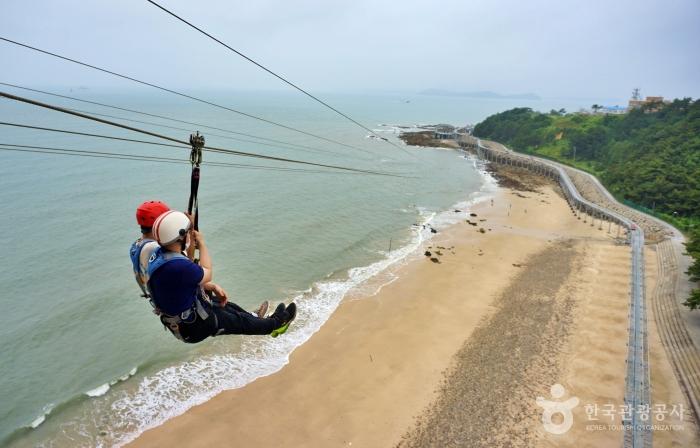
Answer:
[
  {"xmin": 223, "ymin": 302, "xmax": 250, "ymax": 314},
  {"xmin": 176, "ymin": 299, "xmax": 278, "ymax": 344},
  {"xmin": 211, "ymin": 303, "xmax": 279, "ymax": 336}
]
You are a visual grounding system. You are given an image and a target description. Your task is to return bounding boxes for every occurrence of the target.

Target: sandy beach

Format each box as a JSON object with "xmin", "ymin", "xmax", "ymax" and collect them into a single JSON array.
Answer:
[{"xmin": 128, "ymin": 170, "xmax": 698, "ymax": 447}]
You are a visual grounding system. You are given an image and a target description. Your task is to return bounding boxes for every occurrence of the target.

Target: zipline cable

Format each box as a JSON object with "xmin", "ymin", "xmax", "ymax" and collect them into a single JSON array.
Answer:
[
  {"xmin": 0, "ymin": 143, "xmax": 368, "ymax": 175},
  {"xmin": 0, "ymin": 144, "xmax": 189, "ymax": 165},
  {"xmin": 0, "ymin": 121, "xmax": 187, "ymax": 150},
  {"xmin": 0, "ymin": 37, "xmax": 384, "ymax": 157},
  {"xmin": 0, "ymin": 146, "xmax": 366, "ymax": 174},
  {"xmin": 144, "ymin": 0, "xmax": 413, "ymax": 158},
  {"xmin": 0, "ymin": 91, "xmax": 409, "ymax": 177},
  {"xmin": 64, "ymin": 107, "xmax": 360, "ymax": 160},
  {"xmin": 0, "ymin": 120, "xmax": 403, "ymax": 178},
  {"xmin": 0, "ymin": 81, "xmax": 368, "ymax": 159}
]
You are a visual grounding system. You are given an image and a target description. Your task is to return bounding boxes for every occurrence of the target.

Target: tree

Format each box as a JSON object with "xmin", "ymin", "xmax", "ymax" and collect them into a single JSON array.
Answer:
[
  {"xmin": 684, "ymin": 289, "xmax": 700, "ymax": 310},
  {"xmin": 473, "ymin": 100, "xmax": 700, "ymax": 310},
  {"xmin": 473, "ymin": 99, "xmax": 700, "ymax": 221},
  {"xmin": 592, "ymin": 104, "xmax": 602, "ymax": 114},
  {"xmin": 567, "ymin": 125, "xmax": 609, "ymax": 159},
  {"xmin": 685, "ymin": 229, "xmax": 700, "ymax": 281}
]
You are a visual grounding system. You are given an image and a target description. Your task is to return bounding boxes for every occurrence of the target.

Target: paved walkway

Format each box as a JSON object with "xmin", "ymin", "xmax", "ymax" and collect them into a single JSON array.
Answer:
[{"xmin": 483, "ymin": 139, "xmax": 700, "ymax": 426}]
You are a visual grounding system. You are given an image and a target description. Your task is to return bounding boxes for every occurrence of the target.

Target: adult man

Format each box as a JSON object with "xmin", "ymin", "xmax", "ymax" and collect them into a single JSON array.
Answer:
[
  {"xmin": 147, "ymin": 210, "xmax": 296, "ymax": 343},
  {"xmin": 130, "ymin": 200, "xmax": 171, "ymax": 303},
  {"xmin": 130, "ymin": 200, "xmax": 270, "ymax": 323}
]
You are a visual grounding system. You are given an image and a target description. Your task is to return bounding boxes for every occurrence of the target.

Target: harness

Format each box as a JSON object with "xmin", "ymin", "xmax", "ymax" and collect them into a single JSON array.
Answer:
[
  {"xmin": 131, "ymin": 131, "xmax": 208, "ymax": 342},
  {"xmin": 159, "ymin": 296, "xmax": 212, "ymax": 341},
  {"xmin": 129, "ymin": 238, "xmax": 159, "ymax": 300},
  {"xmin": 146, "ymin": 246, "xmax": 212, "ymax": 341}
]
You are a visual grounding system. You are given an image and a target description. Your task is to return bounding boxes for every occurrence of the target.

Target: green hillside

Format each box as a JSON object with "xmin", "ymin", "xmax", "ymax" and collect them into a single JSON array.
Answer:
[
  {"xmin": 473, "ymin": 99, "xmax": 700, "ymax": 227},
  {"xmin": 473, "ymin": 99, "xmax": 700, "ymax": 308}
]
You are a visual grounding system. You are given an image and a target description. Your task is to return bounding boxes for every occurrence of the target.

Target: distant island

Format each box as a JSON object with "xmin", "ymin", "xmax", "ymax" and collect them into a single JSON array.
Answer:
[{"xmin": 419, "ymin": 89, "xmax": 541, "ymax": 100}]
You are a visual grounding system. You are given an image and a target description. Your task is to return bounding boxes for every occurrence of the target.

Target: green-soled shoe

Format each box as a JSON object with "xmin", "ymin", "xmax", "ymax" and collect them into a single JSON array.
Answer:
[{"xmin": 271, "ymin": 303, "xmax": 297, "ymax": 338}]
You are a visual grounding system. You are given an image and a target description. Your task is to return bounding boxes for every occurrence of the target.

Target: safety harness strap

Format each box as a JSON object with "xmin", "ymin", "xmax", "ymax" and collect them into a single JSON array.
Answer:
[
  {"xmin": 146, "ymin": 248, "xmax": 188, "ymax": 277},
  {"xmin": 130, "ymin": 238, "xmax": 160, "ymax": 299},
  {"xmin": 187, "ymin": 132, "xmax": 204, "ymax": 232},
  {"xmin": 188, "ymin": 165, "xmax": 200, "ymax": 230},
  {"xmin": 159, "ymin": 295, "xmax": 212, "ymax": 341},
  {"xmin": 151, "ymin": 131, "xmax": 206, "ymax": 342}
]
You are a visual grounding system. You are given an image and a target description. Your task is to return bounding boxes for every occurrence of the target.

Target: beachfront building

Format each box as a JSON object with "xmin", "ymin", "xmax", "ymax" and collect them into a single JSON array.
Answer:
[
  {"xmin": 458, "ymin": 124, "xmax": 475, "ymax": 135},
  {"xmin": 434, "ymin": 124, "xmax": 458, "ymax": 140}
]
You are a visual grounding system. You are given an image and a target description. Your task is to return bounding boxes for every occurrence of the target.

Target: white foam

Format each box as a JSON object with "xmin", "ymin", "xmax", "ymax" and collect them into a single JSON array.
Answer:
[
  {"xmin": 29, "ymin": 404, "xmax": 54, "ymax": 429},
  {"xmin": 30, "ymin": 415, "xmax": 46, "ymax": 429},
  {"xmin": 109, "ymin": 367, "xmax": 140, "ymax": 386},
  {"xmin": 85, "ymin": 383, "xmax": 110, "ymax": 397},
  {"xmin": 105, "ymin": 226, "xmax": 437, "ymax": 446},
  {"xmin": 374, "ymin": 124, "xmax": 431, "ymax": 134}
]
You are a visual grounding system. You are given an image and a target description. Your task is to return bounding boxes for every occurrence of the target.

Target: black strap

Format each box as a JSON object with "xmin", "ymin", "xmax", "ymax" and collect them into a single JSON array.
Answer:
[
  {"xmin": 187, "ymin": 132, "xmax": 205, "ymax": 231},
  {"xmin": 188, "ymin": 165, "xmax": 200, "ymax": 230}
]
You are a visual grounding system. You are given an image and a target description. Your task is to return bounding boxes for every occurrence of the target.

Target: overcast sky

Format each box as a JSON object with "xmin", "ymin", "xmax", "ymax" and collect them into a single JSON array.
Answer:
[{"xmin": 1, "ymin": 0, "xmax": 699, "ymax": 101}]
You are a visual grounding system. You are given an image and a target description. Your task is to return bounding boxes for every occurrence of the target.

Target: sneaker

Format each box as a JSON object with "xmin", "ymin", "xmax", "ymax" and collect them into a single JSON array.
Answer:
[
  {"xmin": 254, "ymin": 300, "xmax": 269, "ymax": 318},
  {"xmin": 271, "ymin": 303, "xmax": 297, "ymax": 338},
  {"xmin": 270, "ymin": 303, "xmax": 286, "ymax": 321}
]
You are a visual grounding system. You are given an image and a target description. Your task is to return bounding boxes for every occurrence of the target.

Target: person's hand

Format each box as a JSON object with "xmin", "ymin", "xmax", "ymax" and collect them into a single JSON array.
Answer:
[
  {"xmin": 191, "ymin": 230, "xmax": 205, "ymax": 247},
  {"xmin": 211, "ymin": 283, "xmax": 228, "ymax": 306}
]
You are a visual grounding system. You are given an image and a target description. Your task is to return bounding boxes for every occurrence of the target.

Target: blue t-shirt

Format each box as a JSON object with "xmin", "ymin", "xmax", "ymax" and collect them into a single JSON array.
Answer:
[{"xmin": 148, "ymin": 258, "xmax": 204, "ymax": 316}]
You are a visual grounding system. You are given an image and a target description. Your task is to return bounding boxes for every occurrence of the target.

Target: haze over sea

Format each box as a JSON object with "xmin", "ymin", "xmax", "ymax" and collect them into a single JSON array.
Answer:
[{"xmin": 0, "ymin": 88, "xmax": 598, "ymax": 446}]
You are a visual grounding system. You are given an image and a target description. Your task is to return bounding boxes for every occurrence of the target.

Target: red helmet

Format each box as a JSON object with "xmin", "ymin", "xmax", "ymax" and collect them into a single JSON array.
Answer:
[{"xmin": 136, "ymin": 200, "xmax": 170, "ymax": 228}]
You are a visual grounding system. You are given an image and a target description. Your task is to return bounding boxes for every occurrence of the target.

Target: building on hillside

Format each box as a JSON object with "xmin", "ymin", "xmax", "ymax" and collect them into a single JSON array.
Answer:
[
  {"xmin": 600, "ymin": 105, "xmax": 627, "ymax": 114},
  {"xmin": 588, "ymin": 105, "xmax": 627, "ymax": 115},
  {"xmin": 628, "ymin": 96, "xmax": 670, "ymax": 111}
]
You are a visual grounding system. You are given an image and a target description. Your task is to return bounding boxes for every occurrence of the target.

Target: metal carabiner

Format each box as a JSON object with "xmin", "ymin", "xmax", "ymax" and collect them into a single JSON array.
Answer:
[{"xmin": 189, "ymin": 131, "xmax": 205, "ymax": 166}]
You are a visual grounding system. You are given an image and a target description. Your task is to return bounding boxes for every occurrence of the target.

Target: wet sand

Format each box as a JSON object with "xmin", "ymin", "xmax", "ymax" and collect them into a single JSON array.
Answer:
[{"xmin": 128, "ymin": 181, "xmax": 698, "ymax": 447}]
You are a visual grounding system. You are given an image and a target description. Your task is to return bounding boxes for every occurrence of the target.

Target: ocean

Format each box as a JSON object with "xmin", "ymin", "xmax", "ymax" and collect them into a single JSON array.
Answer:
[{"xmin": 0, "ymin": 88, "xmax": 596, "ymax": 446}]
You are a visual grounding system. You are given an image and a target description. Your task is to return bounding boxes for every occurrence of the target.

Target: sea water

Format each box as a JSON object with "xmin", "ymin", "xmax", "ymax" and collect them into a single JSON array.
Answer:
[{"xmin": 0, "ymin": 88, "xmax": 595, "ymax": 446}]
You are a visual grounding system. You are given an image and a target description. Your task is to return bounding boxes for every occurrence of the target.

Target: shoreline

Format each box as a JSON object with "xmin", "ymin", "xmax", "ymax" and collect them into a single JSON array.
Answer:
[
  {"xmin": 123, "ymin": 153, "xmax": 698, "ymax": 447},
  {"xmin": 127, "ymin": 169, "xmax": 674, "ymax": 447},
  {"xmin": 128, "ymin": 186, "xmax": 517, "ymax": 447},
  {"xmin": 114, "ymin": 164, "xmax": 500, "ymax": 446},
  {"xmin": 5, "ymin": 156, "xmax": 497, "ymax": 448}
]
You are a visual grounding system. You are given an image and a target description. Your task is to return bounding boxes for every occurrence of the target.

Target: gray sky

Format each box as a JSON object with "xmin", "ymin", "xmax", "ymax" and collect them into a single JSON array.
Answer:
[{"xmin": 2, "ymin": 0, "xmax": 699, "ymax": 100}]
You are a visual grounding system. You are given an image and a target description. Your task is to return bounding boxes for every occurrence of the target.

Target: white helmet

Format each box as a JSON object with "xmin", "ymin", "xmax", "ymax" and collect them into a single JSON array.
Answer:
[{"xmin": 152, "ymin": 210, "xmax": 191, "ymax": 246}]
